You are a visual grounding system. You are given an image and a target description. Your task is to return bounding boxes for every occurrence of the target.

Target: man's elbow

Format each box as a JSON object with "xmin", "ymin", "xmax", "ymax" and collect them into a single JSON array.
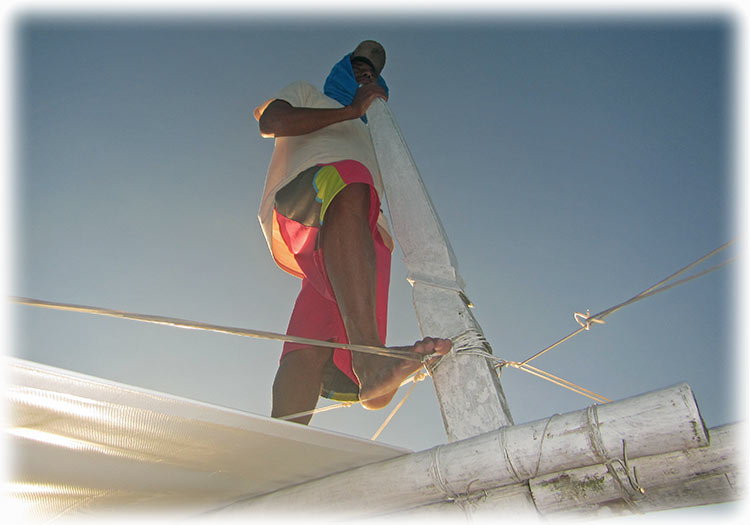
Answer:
[
  {"xmin": 258, "ymin": 115, "xmax": 278, "ymax": 138},
  {"xmin": 257, "ymin": 100, "xmax": 291, "ymax": 138}
]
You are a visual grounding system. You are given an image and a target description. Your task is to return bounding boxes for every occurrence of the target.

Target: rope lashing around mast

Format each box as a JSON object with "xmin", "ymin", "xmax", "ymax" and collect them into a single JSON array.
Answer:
[{"xmin": 9, "ymin": 239, "xmax": 735, "ymax": 433}]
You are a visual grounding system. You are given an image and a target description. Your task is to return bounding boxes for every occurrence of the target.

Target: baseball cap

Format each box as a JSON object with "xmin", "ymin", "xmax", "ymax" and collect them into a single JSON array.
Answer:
[{"xmin": 351, "ymin": 40, "xmax": 386, "ymax": 76}]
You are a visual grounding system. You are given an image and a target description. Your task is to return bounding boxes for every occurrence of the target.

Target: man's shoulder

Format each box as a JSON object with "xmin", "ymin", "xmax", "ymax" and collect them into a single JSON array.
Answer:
[
  {"xmin": 270, "ymin": 81, "xmax": 322, "ymax": 106},
  {"xmin": 274, "ymin": 81, "xmax": 340, "ymax": 110},
  {"xmin": 286, "ymin": 80, "xmax": 318, "ymax": 90},
  {"xmin": 277, "ymin": 80, "xmax": 321, "ymax": 97}
]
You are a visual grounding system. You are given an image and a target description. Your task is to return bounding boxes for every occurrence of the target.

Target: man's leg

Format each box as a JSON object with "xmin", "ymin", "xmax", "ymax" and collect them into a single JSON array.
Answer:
[
  {"xmin": 319, "ymin": 183, "xmax": 451, "ymax": 410},
  {"xmin": 271, "ymin": 346, "xmax": 333, "ymax": 424}
]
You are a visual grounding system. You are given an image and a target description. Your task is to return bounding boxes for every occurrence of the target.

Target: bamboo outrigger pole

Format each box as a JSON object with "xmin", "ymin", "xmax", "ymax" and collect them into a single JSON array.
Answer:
[
  {"xmin": 366, "ymin": 98, "xmax": 513, "ymax": 441},
  {"xmin": 213, "ymin": 383, "xmax": 713, "ymax": 517}
]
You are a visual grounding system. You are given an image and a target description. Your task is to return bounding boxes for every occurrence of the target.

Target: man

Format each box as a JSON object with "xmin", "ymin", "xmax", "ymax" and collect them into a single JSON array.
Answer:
[{"xmin": 254, "ymin": 41, "xmax": 451, "ymax": 424}]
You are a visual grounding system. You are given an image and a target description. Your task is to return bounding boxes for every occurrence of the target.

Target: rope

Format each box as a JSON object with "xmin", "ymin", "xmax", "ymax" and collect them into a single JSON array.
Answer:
[
  {"xmin": 518, "ymin": 240, "xmax": 735, "ymax": 367},
  {"xmin": 10, "ymin": 239, "xmax": 735, "ymax": 420},
  {"xmin": 429, "ymin": 328, "xmax": 492, "ymax": 374},
  {"xmin": 10, "ymin": 296, "xmax": 438, "ymax": 437},
  {"xmin": 450, "ymin": 329, "xmax": 492, "ymax": 354},
  {"xmin": 481, "ymin": 240, "xmax": 735, "ymax": 404},
  {"xmin": 278, "ymin": 371, "xmax": 427, "ymax": 424},
  {"xmin": 606, "ymin": 440, "xmax": 645, "ymax": 497},
  {"xmin": 443, "ymin": 241, "xmax": 734, "ymax": 404},
  {"xmin": 452, "ymin": 348, "xmax": 610, "ymax": 403},
  {"xmin": 370, "ymin": 371, "xmax": 428, "ymax": 440},
  {"xmin": 502, "ymin": 361, "xmax": 611, "ymax": 404},
  {"xmin": 278, "ymin": 401, "xmax": 355, "ymax": 421},
  {"xmin": 430, "ymin": 445, "xmax": 458, "ymax": 500},
  {"xmin": 10, "ymin": 296, "xmax": 425, "ymax": 362},
  {"xmin": 532, "ymin": 414, "xmax": 556, "ymax": 479}
]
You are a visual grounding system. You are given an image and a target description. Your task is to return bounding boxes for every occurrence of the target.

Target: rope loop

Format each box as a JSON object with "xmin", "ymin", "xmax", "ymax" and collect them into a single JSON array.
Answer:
[
  {"xmin": 603, "ymin": 439, "xmax": 645, "ymax": 512},
  {"xmin": 606, "ymin": 439, "xmax": 645, "ymax": 496},
  {"xmin": 452, "ymin": 479, "xmax": 489, "ymax": 516},
  {"xmin": 574, "ymin": 309, "xmax": 606, "ymax": 331}
]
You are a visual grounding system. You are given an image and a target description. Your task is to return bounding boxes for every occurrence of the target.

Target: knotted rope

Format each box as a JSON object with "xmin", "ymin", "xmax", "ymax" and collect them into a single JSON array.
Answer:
[{"xmin": 10, "ymin": 239, "xmax": 735, "ymax": 435}]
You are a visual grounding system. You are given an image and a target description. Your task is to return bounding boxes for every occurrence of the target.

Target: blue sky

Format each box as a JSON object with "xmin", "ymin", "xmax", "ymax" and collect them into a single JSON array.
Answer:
[{"xmin": 8, "ymin": 6, "xmax": 739, "ymax": 482}]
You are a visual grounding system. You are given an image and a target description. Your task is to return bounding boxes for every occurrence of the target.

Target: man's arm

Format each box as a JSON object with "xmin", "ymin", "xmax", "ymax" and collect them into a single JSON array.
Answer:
[{"xmin": 258, "ymin": 83, "xmax": 387, "ymax": 138}]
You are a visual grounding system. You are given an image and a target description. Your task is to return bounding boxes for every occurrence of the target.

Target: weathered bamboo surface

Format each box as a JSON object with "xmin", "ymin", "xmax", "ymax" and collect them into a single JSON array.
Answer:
[
  {"xmin": 395, "ymin": 422, "xmax": 742, "ymax": 519},
  {"xmin": 529, "ymin": 422, "xmax": 743, "ymax": 517},
  {"xmin": 394, "ymin": 423, "xmax": 742, "ymax": 519},
  {"xmin": 213, "ymin": 383, "xmax": 709, "ymax": 518},
  {"xmin": 366, "ymin": 98, "xmax": 513, "ymax": 440}
]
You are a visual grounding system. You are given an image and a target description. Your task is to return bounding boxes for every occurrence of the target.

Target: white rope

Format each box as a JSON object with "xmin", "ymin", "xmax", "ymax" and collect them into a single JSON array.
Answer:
[
  {"xmin": 429, "ymin": 328, "xmax": 492, "ymax": 374},
  {"xmin": 370, "ymin": 371, "xmax": 428, "ymax": 440},
  {"xmin": 450, "ymin": 328, "xmax": 491, "ymax": 354},
  {"xmin": 10, "ymin": 296, "xmax": 425, "ymax": 362},
  {"xmin": 11, "ymin": 239, "xmax": 735, "ymax": 416},
  {"xmin": 9, "ymin": 296, "xmax": 442, "ymax": 434},
  {"xmin": 518, "ymin": 240, "xmax": 735, "ymax": 367},
  {"xmin": 278, "ymin": 371, "xmax": 427, "ymax": 423},
  {"xmin": 503, "ymin": 361, "xmax": 611, "ymax": 403},
  {"xmin": 437, "ymin": 240, "xmax": 735, "ymax": 405},
  {"xmin": 278, "ymin": 401, "xmax": 356, "ymax": 421}
]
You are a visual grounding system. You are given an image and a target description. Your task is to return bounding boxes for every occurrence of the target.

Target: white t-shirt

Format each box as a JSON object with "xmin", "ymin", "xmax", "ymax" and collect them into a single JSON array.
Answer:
[{"xmin": 253, "ymin": 81, "xmax": 393, "ymax": 277}]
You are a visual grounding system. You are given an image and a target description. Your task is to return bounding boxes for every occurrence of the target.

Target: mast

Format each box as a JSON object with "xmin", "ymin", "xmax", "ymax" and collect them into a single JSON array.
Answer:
[{"xmin": 366, "ymin": 99, "xmax": 513, "ymax": 441}]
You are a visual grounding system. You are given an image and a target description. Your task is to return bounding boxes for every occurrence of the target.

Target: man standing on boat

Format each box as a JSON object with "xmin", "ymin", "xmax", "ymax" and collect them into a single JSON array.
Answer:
[{"xmin": 254, "ymin": 40, "xmax": 451, "ymax": 424}]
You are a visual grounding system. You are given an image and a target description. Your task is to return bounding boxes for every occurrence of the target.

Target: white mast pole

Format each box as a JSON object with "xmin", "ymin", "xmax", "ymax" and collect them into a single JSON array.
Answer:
[{"xmin": 366, "ymin": 99, "xmax": 513, "ymax": 441}]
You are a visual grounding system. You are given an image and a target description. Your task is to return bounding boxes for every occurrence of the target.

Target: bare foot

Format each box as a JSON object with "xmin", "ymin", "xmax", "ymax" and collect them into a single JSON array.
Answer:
[{"xmin": 353, "ymin": 337, "xmax": 452, "ymax": 410}]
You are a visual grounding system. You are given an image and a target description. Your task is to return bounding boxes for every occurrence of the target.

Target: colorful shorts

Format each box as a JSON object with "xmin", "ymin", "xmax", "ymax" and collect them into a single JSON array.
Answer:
[{"xmin": 273, "ymin": 159, "xmax": 391, "ymax": 401}]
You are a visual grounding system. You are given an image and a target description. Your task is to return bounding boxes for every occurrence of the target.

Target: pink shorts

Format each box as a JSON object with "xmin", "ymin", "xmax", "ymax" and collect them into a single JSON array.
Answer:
[{"xmin": 273, "ymin": 160, "xmax": 391, "ymax": 401}]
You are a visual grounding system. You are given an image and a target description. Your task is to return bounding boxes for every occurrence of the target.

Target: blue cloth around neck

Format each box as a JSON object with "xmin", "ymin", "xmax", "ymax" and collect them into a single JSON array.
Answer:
[{"xmin": 323, "ymin": 53, "xmax": 388, "ymax": 123}]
